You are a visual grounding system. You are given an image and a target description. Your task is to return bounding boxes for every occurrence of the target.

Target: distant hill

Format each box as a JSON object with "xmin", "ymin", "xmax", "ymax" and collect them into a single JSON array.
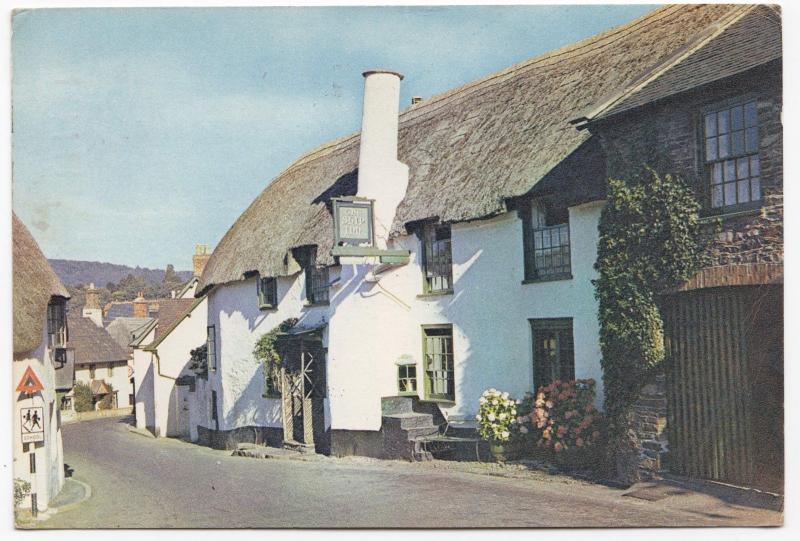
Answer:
[{"xmin": 48, "ymin": 259, "xmax": 193, "ymax": 287}]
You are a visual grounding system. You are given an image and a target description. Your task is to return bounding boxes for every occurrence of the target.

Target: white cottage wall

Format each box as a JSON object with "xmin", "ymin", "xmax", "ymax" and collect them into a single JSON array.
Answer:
[
  {"xmin": 133, "ymin": 327, "xmax": 156, "ymax": 431},
  {"xmin": 13, "ymin": 319, "xmax": 65, "ymax": 511}
]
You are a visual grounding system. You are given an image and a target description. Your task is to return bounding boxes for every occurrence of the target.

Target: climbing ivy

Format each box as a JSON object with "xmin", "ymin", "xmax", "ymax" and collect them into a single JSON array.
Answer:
[
  {"xmin": 594, "ymin": 166, "xmax": 707, "ymax": 481},
  {"xmin": 253, "ymin": 318, "xmax": 298, "ymax": 392}
]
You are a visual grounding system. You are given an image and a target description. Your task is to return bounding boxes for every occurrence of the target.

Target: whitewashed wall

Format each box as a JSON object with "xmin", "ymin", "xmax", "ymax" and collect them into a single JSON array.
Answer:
[
  {"xmin": 12, "ymin": 318, "xmax": 65, "ymax": 511},
  {"xmin": 150, "ymin": 298, "xmax": 208, "ymax": 437},
  {"xmin": 208, "ymin": 201, "xmax": 604, "ymax": 438},
  {"xmin": 205, "ymin": 273, "xmax": 330, "ymax": 433},
  {"xmin": 73, "ymin": 361, "xmax": 133, "ymax": 408},
  {"xmin": 133, "ymin": 327, "xmax": 156, "ymax": 430}
]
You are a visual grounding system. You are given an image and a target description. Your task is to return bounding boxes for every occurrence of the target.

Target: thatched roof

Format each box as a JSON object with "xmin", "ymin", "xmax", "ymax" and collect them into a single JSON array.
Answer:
[
  {"xmin": 198, "ymin": 3, "xmax": 737, "ymax": 294},
  {"xmin": 13, "ymin": 213, "xmax": 70, "ymax": 355},
  {"xmin": 67, "ymin": 314, "xmax": 130, "ymax": 365},
  {"xmin": 577, "ymin": 5, "xmax": 781, "ymax": 125}
]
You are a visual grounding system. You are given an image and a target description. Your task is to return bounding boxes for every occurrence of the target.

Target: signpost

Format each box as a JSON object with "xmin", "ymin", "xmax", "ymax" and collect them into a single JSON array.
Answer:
[{"xmin": 17, "ymin": 366, "xmax": 45, "ymax": 516}]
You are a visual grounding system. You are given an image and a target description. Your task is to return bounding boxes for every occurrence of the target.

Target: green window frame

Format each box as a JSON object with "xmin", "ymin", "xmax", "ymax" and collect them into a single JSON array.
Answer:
[
  {"xmin": 257, "ymin": 276, "xmax": 278, "ymax": 309},
  {"xmin": 207, "ymin": 325, "xmax": 217, "ymax": 372},
  {"xmin": 420, "ymin": 224, "xmax": 453, "ymax": 294},
  {"xmin": 422, "ymin": 325, "xmax": 455, "ymax": 401},
  {"xmin": 306, "ymin": 265, "xmax": 330, "ymax": 305},
  {"xmin": 703, "ymin": 99, "xmax": 761, "ymax": 211},
  {"xmin": 522, "ymin": 199, "xmax": 571, "ymax": 282},
  {"xmin": 397, "ymin": 364, "xmax": 418, "ymax": 396},
  {"xmin": 530, "ymin": 318, "xmax": 575, "ymax": 392}
]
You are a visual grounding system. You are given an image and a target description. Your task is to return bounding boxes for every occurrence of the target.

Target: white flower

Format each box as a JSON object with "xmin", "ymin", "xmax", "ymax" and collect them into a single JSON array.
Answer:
[
  {"xmin": 492, "ymin": 399, "xmax": 498, "ymax": 406},
  {"xmin": 475, "ymin": 414, "xmax": 482, "ymax": 421},
  {"xmin": 516, "ymin": 399, "xmax": 522, "ymax": 405},
  {"xmin": 487, "ymin": 413, "xmax": 496, "ymax": 422},
  {"xmin": 479, "ymin": 396, "xmax": 487, "ymax": 404},
  {"xmin": 482, "ymin": 390, "xmax": 489, "ymax": 397},
  {"xmin": 498, "ymin": 412, "xmax": 507, "ymax": 420},
  {"xmin": 502, "ymin": 392, "xmax": 509, "ymax": 399},
  {"xmin": 520, "ymin": 426, "xmax": 529, "ymax": 434},
  {"xmin": 489, "ymin": 388, "xmax": 497, "ymax": 394},
  {"xmin": 501, "ymin": 430, "xmax": 510, "ymax": 439}
]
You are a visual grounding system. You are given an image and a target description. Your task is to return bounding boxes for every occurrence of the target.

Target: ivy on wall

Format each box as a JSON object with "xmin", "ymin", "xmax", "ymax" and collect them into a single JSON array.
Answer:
[
  {"xmin": 594, "ymin": 166, "xmax": 707, "ymax": 481},
  {"xmin": 253, "ymin": 318, "xmax": 298, "ymax": 392}
]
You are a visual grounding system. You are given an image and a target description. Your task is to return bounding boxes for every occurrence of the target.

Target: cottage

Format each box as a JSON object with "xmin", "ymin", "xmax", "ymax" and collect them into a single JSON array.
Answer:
[
  {"xmin": 65, "ymin": 313, "xmax": 134, "ymax": 411},
  {"xmin": 12, "ymin": 213, "xmax": 70, "ymax": 514},
  {"xmin": 190, "ymin": 3, "xmax": 781, "ymax": 490}
]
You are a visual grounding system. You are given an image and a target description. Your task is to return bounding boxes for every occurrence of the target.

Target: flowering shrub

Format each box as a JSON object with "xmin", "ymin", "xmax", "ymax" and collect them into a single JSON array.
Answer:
[
  {"xmin": 523, "ymin": 379, "xmax": 604, "ymax": 455},
  {"xmin": 475, "ymin": 389, "xmax": 518, "ymax": 443}
]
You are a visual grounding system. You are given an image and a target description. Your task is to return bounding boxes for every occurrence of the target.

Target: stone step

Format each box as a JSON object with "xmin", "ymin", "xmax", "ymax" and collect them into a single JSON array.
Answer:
[
  {"xmin": 383, "ymin": 412, "xmax": 435, "ymax": 431},
  {"xmin": 381, "ymin": 396, "xmax": 415, "ymax": 416},
  {"xmin": 283, "ymin": 440, "xmax": 317, "ymax": 454}
]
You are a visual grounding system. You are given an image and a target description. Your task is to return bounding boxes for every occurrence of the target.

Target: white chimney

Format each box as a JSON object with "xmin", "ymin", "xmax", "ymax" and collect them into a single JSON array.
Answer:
[
  {"xmin": 82, "ymin": 282, "xmax": 104, "ymax": 327},
  {"xmin": 356, "ymin": 70, "xmax": 409, "ymax": 248}
]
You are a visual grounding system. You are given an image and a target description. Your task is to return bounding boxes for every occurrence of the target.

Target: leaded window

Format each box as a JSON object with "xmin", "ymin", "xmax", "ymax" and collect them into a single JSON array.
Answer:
[
  {"xmin": 523, "ymin": 200, "xmax": 571, "ymax": 281},
  {"xmin": 397, "ymin": 364, "xmax": 418, "ymax": 395},
  {"xmin": 306, "ymin": 265, "xmax": 330, "ymax": 305},
  {"xmin": 704, "ymin": 100, "xmax": 761, "ymax": 209},
  {"xmin": 530, "ymin": 318, "xmax": 575, "ymax": 392},
  {"xmin": 46, "ymin": 298, "xmax": 67, "ymax": 349},
  {"xmin": 207, "ymin": 325, "xmax": 216, "ymax": 371},
  {"xmin": 257, "ymin": 276, "xmax": 277, "ymax": 309},
  {"xmin": 423, "ymin": 326, "xmax": 454, "ymax": 401},
  {"xmin": 421, "ymin": 224, "xmax": 453, "ymax": 293}
]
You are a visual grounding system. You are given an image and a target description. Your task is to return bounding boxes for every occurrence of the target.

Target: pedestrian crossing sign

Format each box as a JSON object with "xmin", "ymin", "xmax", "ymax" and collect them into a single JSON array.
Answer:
[
  {"xmin": 20, "ymin": 407, "xmax": 45, "ymax": 443},
  {"xmin": 16, "ymin": 366, "xmax": 44, "ymax": 394}
]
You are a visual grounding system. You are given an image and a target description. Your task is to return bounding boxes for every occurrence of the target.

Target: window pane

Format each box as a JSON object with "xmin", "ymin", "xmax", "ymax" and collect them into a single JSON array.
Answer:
[
  {"xmin": 717, "ymin": 109, "xmax": 729, "ymax": 134},
  {"xmin": 711, "ymin": 185, "xmax": 724, "ymax": 208},
  {"xmin": 724, "ymin": 182, "xmax": 737, "ymax": 206},
  {"xmin": 745, "ymin": 127, "xmax": 759, "ymax": 153},
  {"xmin": 724, "ymin": 159, "xmax": 736, "ymax": 181},
  {"xmin": 718, "ymin": 133, "xmax": 730, "ymax": 158},
  {"xmin": 731, "ymin": 105, "xmax": 744, "ymax": 131},
  {"xmin": 705, "ymin": 137, "xmax": 718, "ymax": 161},
  {"xmin": 704, "ymin": 112, "xmax": 717, "ymax": 137},
  {"xmin": 750, "ymin": 155, "xmax": 760, "ymax": 176},
  {"xmin": 737, "ymin": 180, "xmax": 750, "ymax": 203},
  {"xmin": 745, "ymin": 101, "xmax": 758, "ymax": 127},
  {"xmin": 711, "ymin": 163, "xmax": 723, "ymax": 184},
  {"xmin": 731, "ymin": 130, "xmax": 744, "ymax": 155},
  {"xmin": 736, "ymin": 157, "xmax": 749, "ymax": 179},
  {"xmin": 751, "ymin": 177, "xmax": 761, "ymax": 201}
]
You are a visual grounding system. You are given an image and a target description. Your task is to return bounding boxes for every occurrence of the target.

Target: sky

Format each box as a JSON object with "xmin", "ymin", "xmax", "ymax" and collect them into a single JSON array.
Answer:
[{"xmin": 11, "ymin": 4, "xmax": 655, "ymax": 271}]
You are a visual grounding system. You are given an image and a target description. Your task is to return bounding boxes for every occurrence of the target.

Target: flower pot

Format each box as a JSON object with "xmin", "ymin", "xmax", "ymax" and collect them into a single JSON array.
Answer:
[{"xmin": 489, "ymin": 442, "xmax": 507, "ymax": 462}]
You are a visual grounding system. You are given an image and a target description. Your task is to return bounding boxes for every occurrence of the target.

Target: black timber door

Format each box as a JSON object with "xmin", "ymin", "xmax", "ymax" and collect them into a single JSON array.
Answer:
[
  {"xmin": 280, "ymin": 333, "xmax": 328, "ymax": 452},
  {"xmin": 663, "ymin": 285, "xmax": 783, "ymax": 491}
]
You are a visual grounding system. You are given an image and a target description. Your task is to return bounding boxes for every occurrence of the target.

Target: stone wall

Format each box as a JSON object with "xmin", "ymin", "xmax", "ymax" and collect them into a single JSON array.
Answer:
[
  {"xmin": 632, "ymin": 374, "xmax": 668, "ymax": 476},
  {"xmin": 197, "ymin": 425, "xmax": 283, "ymax": 450}
]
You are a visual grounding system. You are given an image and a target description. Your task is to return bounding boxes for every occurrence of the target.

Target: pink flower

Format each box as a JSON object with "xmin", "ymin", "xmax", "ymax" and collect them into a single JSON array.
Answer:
[
  {"xmin": 554, "ymin": 442, "xmax": 563, "ymax": 453},
  {"xmin": 592, "ymin": 430, "xmax": 600, "ymax": 441}
]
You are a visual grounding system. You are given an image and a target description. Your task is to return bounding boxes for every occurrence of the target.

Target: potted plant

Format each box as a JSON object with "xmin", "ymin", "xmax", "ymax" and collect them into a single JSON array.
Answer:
[{"xmin": 476, "ymin": 388, "xmax": 518, "ymax": 462}]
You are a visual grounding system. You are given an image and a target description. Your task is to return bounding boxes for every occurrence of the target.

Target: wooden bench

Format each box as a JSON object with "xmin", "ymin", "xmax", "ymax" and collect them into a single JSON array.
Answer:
[{"xmin": 414, "ymin": 415, "xmax": 482, "ymax": 461}]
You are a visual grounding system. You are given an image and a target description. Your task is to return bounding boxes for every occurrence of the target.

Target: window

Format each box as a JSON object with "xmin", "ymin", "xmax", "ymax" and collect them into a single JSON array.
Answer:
[
  {"xmin": 89, "ymin": 364, "xmax": 96, "ymax": 379},
  {"xmin": 306, "ymin": 265, "xmax": 330, "ymax": 305},
  {"xmin": 257, "ymin": 276, "xmax": 278, "ymax": 309},
  {"xmin": 530, "ymin": 318, "xmax": 575, "ymax": 392},
  {"xmin": 703, "ymin": 100, "xmax": 761, "ymax": 209},
  {"xmin": 211, "ymin": 390, "xmax": 219, "ymax": 430},
  {"xmin": 108, "ymin": 364, "xmax": 114, "ymax": 377},
  {"xmin": 207, "ymin": 325, "xmax": 216, "ymax": 371},
  {"xmin": 523, "ymin": 199, "xmax": 571, "ymax": 281},
  {"xmin": 422, "ymin": 326, "xmax": 454, "ymax": 401},
  {"xmin": 421, "ymin": 224, "xmax": 453, "ymax": 293},
  {"xmin": 46, "ymin": 298, "xmax": 67, "ymax": 348},
  {"xmin": 397, "ymin": 364, "xmax": 418, "ymax": 395}
]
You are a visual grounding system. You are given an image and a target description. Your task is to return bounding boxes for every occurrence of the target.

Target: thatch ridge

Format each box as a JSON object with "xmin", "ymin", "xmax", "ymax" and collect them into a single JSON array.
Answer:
[
  {"xmin": 198, "ymin": 3, "xmax": 738, "ymax": 294},
  {"xmin": 13, "ymin": 213, "xmax": 70, "ymax": 355}
]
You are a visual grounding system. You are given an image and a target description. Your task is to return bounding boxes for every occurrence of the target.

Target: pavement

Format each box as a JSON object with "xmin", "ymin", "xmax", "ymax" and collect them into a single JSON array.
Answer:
[{"xmin": 37, "ymin": 416, "xmax": 783, "ymax": 528}]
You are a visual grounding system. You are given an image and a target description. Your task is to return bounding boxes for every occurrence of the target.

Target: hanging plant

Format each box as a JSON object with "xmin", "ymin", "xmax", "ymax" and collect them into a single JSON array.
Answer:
[{"xmin": 253, "ymin": 318, "xmax": 298, "ymax": 386}]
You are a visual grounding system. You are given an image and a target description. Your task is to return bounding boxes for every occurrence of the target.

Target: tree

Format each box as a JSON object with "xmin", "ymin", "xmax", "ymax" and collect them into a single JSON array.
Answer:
[
  {"xmin": 73, "ymin": 381, "xmax": 94, "ymax": 412},
  {"xmin": 594, "ymin": 167, "xmax": 707, "ymax": 483}
]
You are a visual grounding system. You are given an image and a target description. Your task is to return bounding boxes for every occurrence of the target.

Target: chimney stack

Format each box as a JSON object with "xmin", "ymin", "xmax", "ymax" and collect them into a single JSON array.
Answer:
[
  {"xmin": 356, "ymin": 70, "xmax": 410, "ymax": 247},
  {"xmin": 193, "ymin": 244, "xmax": 211, "ymax": 278},
  {"xmin": 133, "ymin": 292, "xmax": 148, "ymax": 318},
  {"xmin": 82, "ymin": 283, "xmax": 104, "ymax": 327},
  {"xmin": 411, "ymin": 96, "xmax": 423, "ymax": 105}
]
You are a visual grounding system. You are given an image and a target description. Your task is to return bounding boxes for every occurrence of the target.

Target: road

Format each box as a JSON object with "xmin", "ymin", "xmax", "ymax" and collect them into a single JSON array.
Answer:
[{"xmin": 40, "ymin": 417, "xmax": 781, "ymax": 528}]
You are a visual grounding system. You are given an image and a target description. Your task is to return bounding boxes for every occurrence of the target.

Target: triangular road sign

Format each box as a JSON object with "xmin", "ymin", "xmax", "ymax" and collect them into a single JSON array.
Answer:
[{"xmin": 16, "ymin": 366, "xmax": 45, "ymax": 394}]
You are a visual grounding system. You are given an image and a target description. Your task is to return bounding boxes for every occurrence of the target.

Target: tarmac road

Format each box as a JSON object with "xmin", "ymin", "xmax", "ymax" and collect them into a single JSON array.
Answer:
[{"xmin": 39, "ymin": 416, "xmax": 781, "ymax": 528}]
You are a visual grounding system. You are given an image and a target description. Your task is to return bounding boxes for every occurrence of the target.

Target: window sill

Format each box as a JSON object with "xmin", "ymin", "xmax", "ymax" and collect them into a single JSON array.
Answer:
[
  {"xmin": 700, "ymin": 204, "xmax": 762, "ymax": 223},
  {"xmin": 522, "ymin": 273, "xmax": 573, "ymax": 285},
  {"xmin": 258, "ymin": 304, "xmax": 277, "ymax": 311},
  {"xmin": 417, "ymin": 289, "xmax": 454, "ymax": 298},
  {"xmin": 420, "ymin": 398, "xmax": 456, "ymax": 406},
  {"xmin": 302, "ymin": 300, "xmax": 330, "ymax": 307},
  {"xmin": 398, "ymin": 392, "xmax": 418, "ymax": 398}
]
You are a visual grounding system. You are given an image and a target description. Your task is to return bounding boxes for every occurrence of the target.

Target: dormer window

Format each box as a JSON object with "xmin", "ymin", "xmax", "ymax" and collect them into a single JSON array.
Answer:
[
  {"xmin": 257, "ymin": 276, "xmax": 277, "ymax": 309},
  {"xmin": 522, "ymin": 199, "xmax": 571, "ymax": 282},
  {"xmin": 420, "ymin": 224, "xmax": 453, "ymax": 294},
  {"xmin": 306, "ymin": 265, "xmax": 330, "ymax": 305},
  {"xmin": 47, "ymin": 298, "xmax": 67, "ymax": 349}
]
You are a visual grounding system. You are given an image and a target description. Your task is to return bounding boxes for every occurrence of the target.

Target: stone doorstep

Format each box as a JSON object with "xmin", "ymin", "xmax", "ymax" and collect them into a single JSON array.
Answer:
[{"xmin": 232, "ymin": 443, "xmax": 327, "ymax": 462}]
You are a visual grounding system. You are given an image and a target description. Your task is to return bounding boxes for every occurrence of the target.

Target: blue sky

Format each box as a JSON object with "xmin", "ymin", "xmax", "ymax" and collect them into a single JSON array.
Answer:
[{"xmin": 12, "ymin": 4, "xmax": 654, "ymax": 270}]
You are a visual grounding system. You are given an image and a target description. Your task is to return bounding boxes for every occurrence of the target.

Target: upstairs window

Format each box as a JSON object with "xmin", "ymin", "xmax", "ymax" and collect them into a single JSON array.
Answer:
[
  {"xmin": 207, "ymin": 325, "xmax": 216, "ymax": 372},
  {"xmin": 306, "ymin": 265, "xmax": 330, "ymax": 305},
  {"xmin": 257, "ymin": 276, "xmax": 277, "ymax": 309},
  {"xmin": 523, "ymin": 200, "xmax": 571, "ymax": 282},
  {"xmin": 421, "ymin": 224, "xmax": 453, "ymax": 294},
  {"xmin": 46, "ymin": 298, "xmax": 67, "ymax": 349},
  {"xmin": 703, "ymin": 100, "xmax": 761, "ymax": 210}
]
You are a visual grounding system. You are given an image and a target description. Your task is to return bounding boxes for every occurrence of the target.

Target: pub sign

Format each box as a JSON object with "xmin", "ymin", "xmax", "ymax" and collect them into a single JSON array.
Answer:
[{"xmin": 333, "ymin": 198, "xmax": 374, "ymax": 246}]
